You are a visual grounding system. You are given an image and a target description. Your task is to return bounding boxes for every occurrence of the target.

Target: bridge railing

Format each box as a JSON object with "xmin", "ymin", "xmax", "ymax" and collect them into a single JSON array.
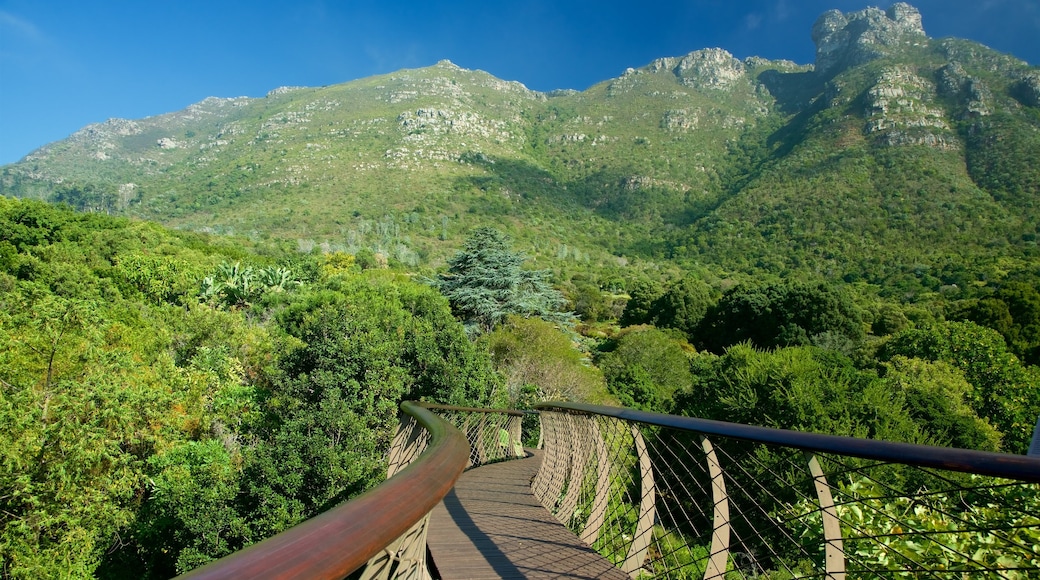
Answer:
[
  {"xmin": 534, "ymin": 402, "xmax": 1040, "ymax": 579},
  {"xmin": 418, "ymin": 403, "xmax": 529, "ymax": 468},
  {"xmin": 177, "ymin": 401, "xmax": 469, "ymax": 580}
]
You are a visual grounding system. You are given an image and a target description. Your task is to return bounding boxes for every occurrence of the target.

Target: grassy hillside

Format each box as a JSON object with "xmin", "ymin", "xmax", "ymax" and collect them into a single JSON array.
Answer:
[{"xmin": 3, "ymin": 39, "xmax": 1037, "ymax": 285}]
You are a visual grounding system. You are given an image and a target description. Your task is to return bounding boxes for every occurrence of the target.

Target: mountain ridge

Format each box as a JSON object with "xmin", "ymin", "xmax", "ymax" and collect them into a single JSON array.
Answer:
[{"xmin": 2, "ymin": 2, "xmax": 1038, "ymax": 290}]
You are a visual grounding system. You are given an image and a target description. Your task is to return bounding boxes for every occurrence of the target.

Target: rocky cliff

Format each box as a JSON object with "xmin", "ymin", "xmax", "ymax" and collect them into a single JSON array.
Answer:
[{"xmin": 812, "ymin": 3, "xmax": 927, "ymax": 75}]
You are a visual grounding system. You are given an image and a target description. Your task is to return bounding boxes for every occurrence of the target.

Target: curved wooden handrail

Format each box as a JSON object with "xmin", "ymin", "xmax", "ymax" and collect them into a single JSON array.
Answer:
[
  {"xmin": 177, "ymin": 401, "xmax": 470, "ymax": 580},
  {"xmin": 535, "ymin": 402, "xmax": 1040, "ymax": 483}
]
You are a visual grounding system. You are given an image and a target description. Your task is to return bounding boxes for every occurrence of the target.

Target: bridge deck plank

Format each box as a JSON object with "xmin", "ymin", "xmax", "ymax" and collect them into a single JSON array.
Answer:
[{"xmin": 427, "ymin": 450, "xmax": 628, "ymax": 579}]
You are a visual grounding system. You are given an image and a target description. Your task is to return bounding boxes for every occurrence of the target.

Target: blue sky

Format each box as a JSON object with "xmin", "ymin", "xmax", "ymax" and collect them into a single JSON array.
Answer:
[{"xmin": 1, "ymin": 0, "xmax": 1038, "ymax": 165}]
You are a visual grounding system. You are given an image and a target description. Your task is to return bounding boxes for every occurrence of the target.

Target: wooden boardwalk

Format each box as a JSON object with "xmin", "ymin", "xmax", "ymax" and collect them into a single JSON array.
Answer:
[{"xmin": 427, "ymin": 451, "xmax": 629, "ymax": 579}]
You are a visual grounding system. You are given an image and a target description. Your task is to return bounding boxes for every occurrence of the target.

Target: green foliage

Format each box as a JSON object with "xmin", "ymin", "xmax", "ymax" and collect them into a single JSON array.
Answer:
[
  {"xmin": 0, "ymin": 198, "xmax": 501, "ymax": 578},
  {"xmin": 881, "ymin": 356, "xmax": 1002, "ymax": 451},
  {"xmin": 618, "ymin": 278, "xmax": 664, "ymax": 327},
  {"xmin": 598, "ymin": 326, "xmax": 693, "ymax": 412},
  {"xmin": 783, "ymin": 477, "xmax": 1040, "ymax": 578},
  {"xmin": 485, "ymin": 315, "xmax": 606, "ymax": 405},
  {"xmin": 353, "ymin": 248, "xmax": 382, "ymax": 271},
  {"xmin": 995, "ymin": 281, "xmax": 1040, "ymax": 365},
  {"xmin": 698, "ymin": 281, "xmax": 864, "ymax": 354},
  {"xmin": 566, "ymin": 280, "xmax": 621, "ymax": 323},
  {"xmin": 277, "ymin": 274, "xmax": 497, "ymax": 409},
  {"xmin": 132, "ymin": 441, "xmax": 251, "ymax": 576},
  {"xmin": 618, "ymin": 276, "xmax": 714, "ymax": 340},
  {"xmin": 952, "ymin": 281, "xmax": 1040, "ymax": 366},
  {"xmin": 644, "ymin": 529, "xmax": 713, "ymax": 580},
  {"xmin": 52, "ymin": 183, "xmax": 118, "ymax": 214},
  {"xmin": 881, "ymin": 321, "xmax": 1040, "ymax": 453},
  {"xmin": 199, "ymin": 262, "xmax": 301, "ymax": 309},
  {"xmin": 680, "ymin": 345, "xmax": 878, "ymax": 438},
  {"xmin": 115, "ymin": 251, "xmax": 214, "ymax": 305},
  {"xmin": 967, "ymin": 112, "xmax": 1040, "ymax": 208},
  {"xmin": 0, "ymin": 298, "xmax": 173, "ymax": 579},
  {"xmin": 869, "ymin": 301, "xmax": 911, "ymax": 336},
  {"xmin": 678, "ymin": 343, "xmax": 1000, "ymax": 450},
  {"xmin": 648, "ymin": 277, "xmax": 715, "ymax": 339},
  {"xmin": 435, "ymin": 227, "xmax": 568, "ymax": 334}
]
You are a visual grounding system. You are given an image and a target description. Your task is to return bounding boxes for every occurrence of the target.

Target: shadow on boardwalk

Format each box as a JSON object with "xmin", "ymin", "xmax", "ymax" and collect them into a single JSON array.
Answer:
[{"xmin": 427, "ymin": 450, "xmax": 629, "ymax": 579}]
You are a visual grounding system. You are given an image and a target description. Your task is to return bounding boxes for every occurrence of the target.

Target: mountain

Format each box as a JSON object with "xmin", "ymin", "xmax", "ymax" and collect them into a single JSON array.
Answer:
[{"xmin": 3, "ymin": 2, "xmax": 1039, "ymax": 287}]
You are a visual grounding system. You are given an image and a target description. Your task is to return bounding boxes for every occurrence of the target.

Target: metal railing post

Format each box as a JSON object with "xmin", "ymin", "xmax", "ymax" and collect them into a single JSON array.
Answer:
[
  {"xmin": 622, "ymin": 425, "xmax": 656, "ymax": 577},
  {"xmin": 508, "ymin": 414, "xmax": 524, "ymax": 457},
  {"xmin": 806, "ymin": 453, "xmax": 846, "ymax": 580},
  {"xmin": 580, "ymin": 419, "xmax": 611, "ymax": 546},
  {"xmin": 533, "ymin": 411, "xmax": 565, "ymax": 504},
  {"xmin": 360, "ymin": 514, "xmax": 433, "ymax": 580},
  {"xmin": 387, "ymin": 415, "xmax": 423, "ymax": 478},
  {"xmin": 558, "ymin": 414, "xmax": 589, "ymax": 526},
  {"xmin": 701, "ymin": 436, "xmax": 731, "ymax": 580}
]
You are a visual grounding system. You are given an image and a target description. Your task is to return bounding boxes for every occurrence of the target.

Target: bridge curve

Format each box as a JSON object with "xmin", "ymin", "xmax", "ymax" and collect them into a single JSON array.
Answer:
[
  {"xmin": 179, "ymin": 401, "xmax": 1040, "ymax": 579},
  {"xmin": 176, "ymin": 402, "xmax": 469, "ymax": 580}
]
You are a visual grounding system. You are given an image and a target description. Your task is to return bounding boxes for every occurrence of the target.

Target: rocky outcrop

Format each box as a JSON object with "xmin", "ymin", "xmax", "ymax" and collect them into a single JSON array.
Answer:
[
  {"xmin": 396, "ymin": 108, "xmax": 511, "ymax": 141},
  {"xmin": 812, "ymin": 2, "xmax": 926, "ymax": 75},
  {"xmin": 864, "ymin": 66, "xmax": 955, "ymax": 149},
  {"xmin": 267, "ymin": 86, "xmax": 305, "ymax": 97},
  {"xmin": 1013, "ymin": 73, "xmax": 1040, "ymax": 108},
  {"xmin": 936, "ymin": 62, "xmax": 968, "ymax": 97},
  {"xmin": 73, "ymin": 118, "xmax": 142, "ymax": 140},
  {"xmin": 650, "ymin": 48, "xmax": 747, "ymax": 90},
  {"xmin": 661, "ymin": 109, "xmax": 699, "ymax": 131},
  {"xmin": 936, "ymin": 62, "xmax": 992, "ymax": 118},
  {"xmin": 156, "ymin": 137, "xmax": 182, "ymax": 149}
]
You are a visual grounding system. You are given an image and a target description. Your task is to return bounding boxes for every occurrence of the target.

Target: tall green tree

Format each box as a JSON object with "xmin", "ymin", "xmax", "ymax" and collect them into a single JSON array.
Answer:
[
  {"xmin": 697, "ymin": 281, "xmax": 863, "ymax": 353},
  {"xmin": 676, "ymin": 344, "xmax": 998, "ymax": 449},
  {"xmin": 649, "ymin": 277, "xmax": 714, "ymax": 339},
  {"xmin": 486, "ymin": 316, "xmax": 606, "ymax": 405},
  {"xmin": 435, "ymin": 227, "xmax": 568, "ymax": 334},
  {"xmin": 619, "ymin": 278, "xmax": 664, "ymax": 327},
  {"xmin": 998, "ymin": 282, "xmax": 1040, "ymax": 365},
  {"xmin": 880, "ymin": 321, "xmax": 1040, "ymax": 453},
  {"xmin": 598, "ymin": 326, "xmax": 693, "ymax": 412}
]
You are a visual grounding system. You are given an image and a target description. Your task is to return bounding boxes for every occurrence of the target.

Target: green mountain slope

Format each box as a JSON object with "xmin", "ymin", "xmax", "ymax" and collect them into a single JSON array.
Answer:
[
  {"xmin": 2, "ymin": 2, "xmax": 1038, "ymax": 282},
  {"xmin": 675, "ymin": 34, "xmax": 1040, "ymax": 283}
]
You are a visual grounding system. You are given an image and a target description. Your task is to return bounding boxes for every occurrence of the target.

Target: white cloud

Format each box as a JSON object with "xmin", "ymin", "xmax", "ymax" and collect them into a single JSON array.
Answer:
[
  {"xmin": 0, "ymin": 10, "xmax": 43, "ymax": 41},
  {"xmin": 745, "ymin": 0, "xmax": 791, "ymax": 33},
  {"xmin": 745, "ymin": 12, "xmax": 764, "ymax": 31},
  {"xmin": 0, "ymin": 10, "xmax": 53, "ymax": 65},
  {"xmin": 0, "ymin": 10, "xmax": 79, "ymax": 74},
  {"xmin": 364, "ymin": 43, "xmax": 425, "ymax": 74}
]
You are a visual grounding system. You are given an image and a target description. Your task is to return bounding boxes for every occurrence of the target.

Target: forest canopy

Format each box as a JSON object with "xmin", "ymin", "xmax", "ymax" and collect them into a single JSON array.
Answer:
[
  {"xmin": 3, "ymin": 196, "xmax": 1040, "ymax": 578},
  {"xmin": 0, "ymin": 198, "xmax": 499, "ymax": 578}
]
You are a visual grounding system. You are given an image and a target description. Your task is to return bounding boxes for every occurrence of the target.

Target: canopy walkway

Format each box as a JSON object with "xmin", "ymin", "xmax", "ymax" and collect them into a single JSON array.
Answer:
[
  {"xmin": 428, "ymin": 449, "xmax": 628, "ymax": 579},
  {"xmin": 180, "ymin": 402, "xmax": 1040, "ymax": 579}
]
